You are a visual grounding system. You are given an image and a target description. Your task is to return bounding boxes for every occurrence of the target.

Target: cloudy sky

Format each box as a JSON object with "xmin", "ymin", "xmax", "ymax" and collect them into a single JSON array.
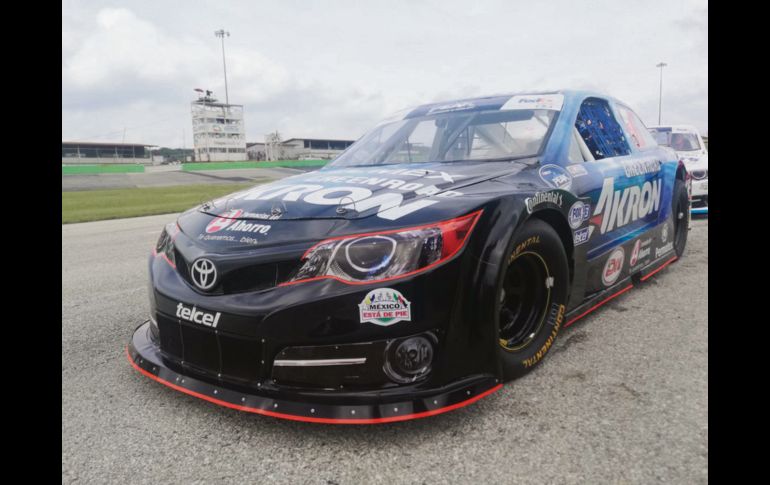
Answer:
[{"xmin": 62, "ymin": 0, "xmax": 708, "ymax": 147}]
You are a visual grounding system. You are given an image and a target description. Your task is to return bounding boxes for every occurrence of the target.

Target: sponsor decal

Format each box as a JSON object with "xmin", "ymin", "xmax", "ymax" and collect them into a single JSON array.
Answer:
[
  {"xmin": 198, "ymin": 234, "xmax": 236, "ymax": 243},
  {"xmin": 358, "ymin": 288, "xmax": 412, "ymax": 326},
  {"xmin": 176, "ymin": 302, "xmax": 221, "ymax": 328},
  {"xmin": 661, "ymin": 223, "xmax": 669, "ymax": 243},
  {"xmin": 655, "ymin": 242, "xmax": 674, "ymax": 258},
  {"xmin": 573, "ymin": 227, "xmax": 590, "ymax": 246},
  {"xmin": 501, "ymin": 94, "xmax": 565, "ymax": 111},
  {"xmin": 602, "ymin": 247, "xmax": 625, "ymax": 286},
  {"xmin": 510, "ymin": 235, "xmax": 540, "ymax": 261},
  {"xmin": 522, "ymin": 303, "xmax": 564, "ymax": 368},
  {"xmin": 592, "ymin": 177, "xmax": 661, "ymax": 234},
  {"xmin": 539, "ymin": 164, "xmax": 572, "ymax": 190},
  {"xmin": 568, "ymin": 201, "xmax": 591, "ymax": 229},
  {"xmin": 622, "ymin": 159, "xmax": 661, "ymax": 178},
  {"xmin": 566, "ymin": 164, "xmax": 588, "ymax": 177},
  {"xmin": 206, "ymin": 210, "xmax": 272, "ymax": 235},
  {"xmin": 427, "ymin": 102, "xmax": 476, "ymax": 114},
  {"xmin": 629, "ymin": 238, "xmax": 652, "ymax": 267},
  {"xmin": 241, "ymin": 211, "xmax": 283, "ymax": 220},
  {"xmin": 230, "ymin": 177, "xmax": 465, "ymax": 221},
  {"xmin": 525, "ymin": 191, "xmax": 563, "ymax": 213}
]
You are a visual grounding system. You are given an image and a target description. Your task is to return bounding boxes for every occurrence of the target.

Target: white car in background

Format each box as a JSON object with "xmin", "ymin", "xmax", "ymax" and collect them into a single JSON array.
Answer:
[{"xmin": 648, "ymin": 125, "xmax": 708, "ymax": 215}]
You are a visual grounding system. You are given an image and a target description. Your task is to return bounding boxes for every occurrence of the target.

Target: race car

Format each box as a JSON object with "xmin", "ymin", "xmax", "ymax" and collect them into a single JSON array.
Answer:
[
  {"xmin": 649, "ymin": 125, "xmax": 708, "ymax": 215},
  {"xmin": 128, "ymin": 90, "xmax": 690, "ymax": 424}
]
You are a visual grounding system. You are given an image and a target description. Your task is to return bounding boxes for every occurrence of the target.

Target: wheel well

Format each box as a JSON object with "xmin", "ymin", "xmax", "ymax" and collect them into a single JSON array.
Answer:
[
  {"xmin": 530, "ymin": 209, "xmax": 574, "ymax": 284},
  {"xmin": 676, "ymin": 161, "xmax": 687, "ymax": 182}
]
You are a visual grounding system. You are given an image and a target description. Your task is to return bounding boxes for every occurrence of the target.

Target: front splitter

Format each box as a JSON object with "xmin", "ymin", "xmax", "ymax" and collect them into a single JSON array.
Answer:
[{"xmin": 127, "ymin": 321, "xmax": 503, "ymax": 424}]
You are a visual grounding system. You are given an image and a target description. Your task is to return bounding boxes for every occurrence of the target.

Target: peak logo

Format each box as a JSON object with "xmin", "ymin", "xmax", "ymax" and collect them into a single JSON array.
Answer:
[{"xmin": 593, "ymin": 177, "xmax": 661, "ymax": 234}]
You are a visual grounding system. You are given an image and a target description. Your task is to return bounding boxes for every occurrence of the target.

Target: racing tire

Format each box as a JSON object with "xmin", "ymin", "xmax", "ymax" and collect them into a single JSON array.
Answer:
[
  {"xmin": 496, "ymin": 218, "xmax": 570, "ymax": 381},
  {"xmin": 672, "ymin": 179, "xmax": 689, "ymax": 257}
]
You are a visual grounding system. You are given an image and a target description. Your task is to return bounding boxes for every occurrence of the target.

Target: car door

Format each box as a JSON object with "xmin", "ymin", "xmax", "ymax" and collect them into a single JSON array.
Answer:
[{"xmin": 564, "ymin": 97, "xmax": 668, "ymax": 294}]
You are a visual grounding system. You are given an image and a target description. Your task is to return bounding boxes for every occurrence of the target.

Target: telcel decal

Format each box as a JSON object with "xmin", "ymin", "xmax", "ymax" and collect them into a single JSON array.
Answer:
[
  {"xmin": 602, "ymin": 247, "xmax": 625, "ymax": 286},
  {"xmin": 358, "ymin": 288, "xmax": 412, "ymax": 326},
  {"xmin": 176, "ymin": 302, "xmax": 221, "ymax": 328},
  {"xmin": 573, "ymin": 227, "xmax": 591, "ymax": 246},
  {"xmin": 593, "ymin": 177, "xmax": 661, "ymax": 234}
]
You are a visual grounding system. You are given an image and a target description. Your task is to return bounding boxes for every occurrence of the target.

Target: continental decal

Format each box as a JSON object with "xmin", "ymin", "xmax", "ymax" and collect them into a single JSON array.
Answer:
[
  {"xmin": 523, "ymin": 303, "xmax": 565, "ymax": 368},
  {"xmin": 510, "ymin": 235, "xmax": 541, "ymax": 262}
]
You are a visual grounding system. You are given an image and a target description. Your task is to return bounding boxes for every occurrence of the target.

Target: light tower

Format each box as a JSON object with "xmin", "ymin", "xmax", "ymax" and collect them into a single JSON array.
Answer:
[
  {"xmin": 214, "ymin": 29, "xmax": 230, "ymax": 105},
  {"xmin": 656, "ymin": 62, "xmax": 667, "ymax": 125}
]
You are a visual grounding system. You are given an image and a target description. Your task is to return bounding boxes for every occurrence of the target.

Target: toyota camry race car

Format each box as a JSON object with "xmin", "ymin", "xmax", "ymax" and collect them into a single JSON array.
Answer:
[
  {"xmin": 128, "ymin": 90, "xmax": 690, "ymax": 424},
  {"xmin": 649, "ymin": 125, "xmax": 708, "ymax": 215}
]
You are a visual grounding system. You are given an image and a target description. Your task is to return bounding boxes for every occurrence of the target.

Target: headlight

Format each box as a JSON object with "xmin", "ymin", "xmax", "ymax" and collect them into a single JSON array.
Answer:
[
  {"xmin": 691, "ymin": 169, "xmax": 708, "ymax": 180},
  {"xmin": 153, "ymin": 223, "xmax": 179, "ymax": 268},
  {"xmin": 285, "ymin": 210, "xmax": 483, "ymax": 285}
]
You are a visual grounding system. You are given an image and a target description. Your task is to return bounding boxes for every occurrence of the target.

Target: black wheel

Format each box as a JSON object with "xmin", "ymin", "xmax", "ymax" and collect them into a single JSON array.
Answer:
[
  {"xmin": 672, "ymin": 179, "xmax": 689, "ymax": 257},
  {"xmin": 496, "ymin": 218, "xmax": 570, "ymax": 381}
]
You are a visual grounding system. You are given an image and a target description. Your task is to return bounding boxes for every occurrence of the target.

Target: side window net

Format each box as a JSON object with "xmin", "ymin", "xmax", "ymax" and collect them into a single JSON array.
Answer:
[{"xmin": 575, "ymin": 98, "xmax": 631, "ymax": 160}]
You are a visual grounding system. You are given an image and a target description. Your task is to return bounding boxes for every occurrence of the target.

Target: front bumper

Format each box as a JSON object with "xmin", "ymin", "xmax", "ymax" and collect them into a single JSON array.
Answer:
[
  {"xmin": 690, "ymin": 179, "xmax": 708, "ymax": 214},
  {"xmin": 128, "ymin": 321, "xmax": 502, "ymax": 424}
]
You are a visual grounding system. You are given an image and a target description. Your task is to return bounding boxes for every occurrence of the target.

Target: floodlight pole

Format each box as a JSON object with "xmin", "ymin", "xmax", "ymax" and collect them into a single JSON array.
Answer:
[
  {"xmin": 656, "ymin": 62, "xmax": 667, "ymax": 125},
  {"xmin": 215, "ymin": 29, "xmax": 230, "ymax": 106}
]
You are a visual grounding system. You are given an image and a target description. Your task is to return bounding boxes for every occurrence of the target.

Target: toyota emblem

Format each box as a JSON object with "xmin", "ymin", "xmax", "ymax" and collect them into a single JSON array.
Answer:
[{"xmin": 191, "ymin": 258, "xmax": 217, "ymax": 290}]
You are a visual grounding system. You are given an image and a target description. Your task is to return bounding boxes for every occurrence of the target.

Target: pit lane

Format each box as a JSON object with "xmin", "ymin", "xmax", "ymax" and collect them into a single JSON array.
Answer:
[{"xmin": 62, "ymin": 215, "xmax": 707, "ymax": 484}]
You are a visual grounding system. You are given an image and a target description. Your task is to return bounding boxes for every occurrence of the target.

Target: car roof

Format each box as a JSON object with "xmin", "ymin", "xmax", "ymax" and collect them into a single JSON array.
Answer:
[
  {"xmin": 648, "ymin": 124, "xmax": 702, "ymax": 135},
  {"xmin": 405, "ymin": 89, "xmax": 625, "ymax": 117}
]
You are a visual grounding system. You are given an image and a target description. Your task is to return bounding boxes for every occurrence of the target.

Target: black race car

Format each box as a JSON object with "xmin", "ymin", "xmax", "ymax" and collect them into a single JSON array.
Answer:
[{"xmin": 128, "ymin": 90, "xmax": 690, "ymax": 423}]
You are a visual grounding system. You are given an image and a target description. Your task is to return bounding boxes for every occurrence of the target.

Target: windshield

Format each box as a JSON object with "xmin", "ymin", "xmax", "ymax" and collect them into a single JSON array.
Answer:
[
  {"xmin": 330, "ymin": 108, "xmax": 556, "ymax": 167},
  {"xmin": 650, "ymin": 130, "xmax": 702, "ymax": 152}
]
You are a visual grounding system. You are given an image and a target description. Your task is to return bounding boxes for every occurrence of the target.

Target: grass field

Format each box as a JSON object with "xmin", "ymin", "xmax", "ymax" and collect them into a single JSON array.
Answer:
[
  {"xmin": 62, "ymin": 164, "xmax": 146, "ymax": 175},
  {"xmin": 62, "ymin": 183, "xmax": 255, "ymax": 224},
  {"xmin": 182, "ymin": 159, "xmax": 328, "ymax": 171}
]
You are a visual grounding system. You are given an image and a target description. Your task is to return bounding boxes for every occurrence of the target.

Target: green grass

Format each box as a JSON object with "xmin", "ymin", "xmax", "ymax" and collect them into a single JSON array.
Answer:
[
  {"xmin": 62, "ymin": 164, "xmax": 145, "ymax": 174},
  {"xmin": 182, "ymin": 159, "xmax": 329, "ymax": 171},
  {"xmin": 62, "ymin": 183, "xmax": 255, "ymax": 224}
]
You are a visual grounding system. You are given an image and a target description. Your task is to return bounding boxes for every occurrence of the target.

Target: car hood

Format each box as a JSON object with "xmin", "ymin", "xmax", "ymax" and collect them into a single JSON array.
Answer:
[
  {"xmin": 679, "ymin": 153, "xmax": 708, "ymax": 171},
  {"xmin": 196, "ymin": 160, "xmax": 531, "ymax": 221}
]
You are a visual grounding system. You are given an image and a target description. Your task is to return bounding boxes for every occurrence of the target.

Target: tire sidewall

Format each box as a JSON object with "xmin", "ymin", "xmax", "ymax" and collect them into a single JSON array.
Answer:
[
  {"xmin": 673, "ymin": 179, "xmax": 689, "ymax": 257},
  {"xmin": 496, "ymin": 218, "xmax": 570, "ymax": 381}
]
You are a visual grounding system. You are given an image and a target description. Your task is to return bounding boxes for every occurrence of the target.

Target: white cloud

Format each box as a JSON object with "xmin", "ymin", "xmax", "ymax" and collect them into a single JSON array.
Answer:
[{"xmin": 62, "ymin": 0, "xmax": 708, "ymax": 146}]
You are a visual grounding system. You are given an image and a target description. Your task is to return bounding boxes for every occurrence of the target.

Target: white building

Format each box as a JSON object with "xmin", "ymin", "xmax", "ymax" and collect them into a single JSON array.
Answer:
[
  {"xmin": 61, "ymin": 141, "xmax": 155, "ymax": 165},
  {"xmin": 191, "ymin": 94, "xmax": 246, "ymax": 162},
  {"xmin": 247, "ymin": 137, "xmax": 354, "ymax": 161}
]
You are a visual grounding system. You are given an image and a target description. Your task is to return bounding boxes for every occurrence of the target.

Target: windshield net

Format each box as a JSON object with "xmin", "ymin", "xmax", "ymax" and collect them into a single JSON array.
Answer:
[{"xmin": 330, "ymin": 108, "xmax": 556, "ymax": 167}]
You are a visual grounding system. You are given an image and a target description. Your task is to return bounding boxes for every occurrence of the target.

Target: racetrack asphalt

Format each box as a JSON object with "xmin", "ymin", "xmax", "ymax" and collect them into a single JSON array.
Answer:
[{"xmin": 62, "ymin": 215, "xmax": 708, "ymax": 484}]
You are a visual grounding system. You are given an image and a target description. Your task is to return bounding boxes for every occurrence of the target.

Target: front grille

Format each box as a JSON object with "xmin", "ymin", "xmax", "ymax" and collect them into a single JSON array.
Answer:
[
  {"xmin": 692, "ymin": 195, "xmax": 708, "ymax": 208},
  {"xmin": 174, "ymin": 248, "xmax": 299, "ymax": 295},
  {"xmin": 156, "ymin": 313, "xmax": 263, "ymax": 384}
]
